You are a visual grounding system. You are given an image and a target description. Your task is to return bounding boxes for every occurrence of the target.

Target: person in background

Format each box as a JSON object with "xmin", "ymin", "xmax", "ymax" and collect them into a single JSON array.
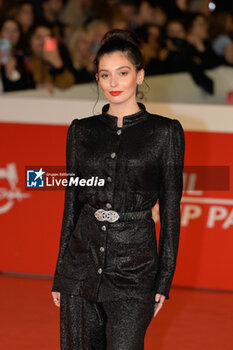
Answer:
[
  {"xmin": 40, "ymin": 0, "xmax": 75, "ymax": 71},
  {"xmin": 188, "ymin": 0, "xmax": 212, "ymax": 17},
  {"xmin": 159, "ymin": 19, "xmax": 190, "ymax": 73},
  {"xmin": 135, "ymin": 24, "xmax": 165, "ymax": 75},
  {"xmin": 59, "ymin": 0, "xmax": 94, "ymax": 28},
  {"xmin": 86, "ymin": 19, "xmax": 110, "ymax": 54},
  {"xmin": 13, "ymin": 1, "xmax": 35, "ymax": 34},
  {"xmin": 162, "ymin": 0, "xmax": 189, "ymax": 20},
  {"xmin": 58, "ymin": 22, "xmax": 74, "ymax": 47},
  {"xmin": 135, "ymin": 2, "xmax": 167, "ymax": 28},
  {"xmin": 0, "ymin": 18, "xmax": 34, "ymax": 91},
  {"xmin": 110, "ymin": 7, "xmax": 130, "ymax": 30},
  {"xmin": 41, "ymin": 0, "xmax": 66, "ymax": 43},
  {"xmin": 185, "ymin": 12, "xmax": 224, "ymax": 69},
  {"xmin": 0, "ymin": 17, "xmax": 23, "ymax": 52},
  {"xmin": 28, "ymin": 22, "xmax": 75, "ymax": 93},
  {"xmin": 133, "ymin": 1, "xmax": 157, "ymax": 26},
  {"xmin": 90, "ymin": 3, "xmax": 131, "ymax": 31},
  {"xmin": 153, "ymin": 6, "xmax": 168, "ymax": 28},
  {"xmin": 41, "ymin": 0, "xmax": 64, "ymax": 25},
  {"xmin": 209, "ymin": 11, "xmax": 233, "ymax": 66},
  {"xmin": 174, "ymin": 0, "xmax": 188, "ymax": 13},
  {"xmin": 113, "ymin": 0, "xmax": 138, "ymax": 30},
  {"xmin": 12, "ymin": 1, "xmax": 35, "ymax": 53},
  {"xmin": 136, "ymin": 24, "xmax": 161, "ymax": 65},
  {"xmin": 0, "ymin": 0, "xmax": 20, "ymax": 20},
  {"xmin": 68, "ymin": 27, "xmax": 94, "ymax": 84},
  {"xmin": 161, "ymin": 18, "xmax": 214, "ymax": 93}
]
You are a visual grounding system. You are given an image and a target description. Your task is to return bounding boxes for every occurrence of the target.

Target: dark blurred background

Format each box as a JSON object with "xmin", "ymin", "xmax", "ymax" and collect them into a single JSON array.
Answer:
[{"xmin": 0, "ymin": 0, "xmax": 232, "ymax": 95}]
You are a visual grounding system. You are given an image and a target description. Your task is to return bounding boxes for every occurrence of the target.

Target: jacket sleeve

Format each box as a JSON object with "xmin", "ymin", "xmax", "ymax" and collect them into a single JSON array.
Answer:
[
  {"xmin": 51, "ymin": 118, "xmax": 83, "ymax": 292},
  {"xmin": 155, "ymin": 119, "xmax": 185, "ymax": 299}
]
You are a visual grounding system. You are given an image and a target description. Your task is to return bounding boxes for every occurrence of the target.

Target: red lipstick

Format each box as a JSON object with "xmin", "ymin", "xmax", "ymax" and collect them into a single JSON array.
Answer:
[{"xmin": 109, "ymin": 91, "xmax": 123, "ymax": 96}]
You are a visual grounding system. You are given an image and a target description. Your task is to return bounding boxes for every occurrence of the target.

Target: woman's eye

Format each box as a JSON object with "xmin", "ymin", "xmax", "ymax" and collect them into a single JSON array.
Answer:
[
  {"xmin": 101, "ymin": 74, "xmax": 109, "ymax": 78},
  {"xmin": 120, "ymin": 71, "xmax": 128, "ymax": 76}
]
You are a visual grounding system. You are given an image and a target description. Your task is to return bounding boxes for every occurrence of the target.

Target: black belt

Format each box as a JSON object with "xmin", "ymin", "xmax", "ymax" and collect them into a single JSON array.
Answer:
[{"xmin": 83, "ymin": 203, "xmax": 152, "ymax": 223}]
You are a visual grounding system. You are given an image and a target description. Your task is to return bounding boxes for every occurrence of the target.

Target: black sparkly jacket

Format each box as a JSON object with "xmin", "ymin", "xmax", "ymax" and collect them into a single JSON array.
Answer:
[{"xmin": 51, "ymin": 103, "xmax": 185, "ymax": 302}]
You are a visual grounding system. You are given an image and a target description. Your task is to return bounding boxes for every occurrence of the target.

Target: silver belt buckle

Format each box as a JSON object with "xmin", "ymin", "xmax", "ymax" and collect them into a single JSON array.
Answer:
[{"xmin": 94, "ymin": 209, "xmax": 120, "ymax": 223}]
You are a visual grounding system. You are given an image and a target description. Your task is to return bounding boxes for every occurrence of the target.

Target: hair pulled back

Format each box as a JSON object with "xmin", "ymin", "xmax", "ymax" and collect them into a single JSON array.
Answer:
[{"xmin": 93, "ymin": 29, "xmax": 145, "ymax": 73}]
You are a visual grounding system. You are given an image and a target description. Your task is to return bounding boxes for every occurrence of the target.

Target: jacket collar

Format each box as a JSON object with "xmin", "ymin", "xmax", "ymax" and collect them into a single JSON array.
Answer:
[{"xmin": 100, "ymin": 102, "xmax": 147, "ymax": 129}]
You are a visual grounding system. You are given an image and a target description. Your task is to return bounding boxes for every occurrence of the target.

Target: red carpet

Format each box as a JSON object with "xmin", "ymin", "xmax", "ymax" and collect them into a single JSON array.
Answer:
[{"xmin": 0, "ymin": 274, "xmax": 232, "ymax": 350}]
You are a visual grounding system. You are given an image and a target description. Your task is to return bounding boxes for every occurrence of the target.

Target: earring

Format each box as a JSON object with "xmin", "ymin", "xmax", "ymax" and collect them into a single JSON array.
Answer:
[{"xmin": 138, "ymin": 81, "xmax": 143, "ymax": 85}]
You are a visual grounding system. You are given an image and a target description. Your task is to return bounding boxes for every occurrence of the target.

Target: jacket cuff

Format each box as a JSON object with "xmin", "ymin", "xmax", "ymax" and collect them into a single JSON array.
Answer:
[
  {"xmin": 154, "ymin": 275, "xmax": 173, "ymax": 299},
  {"xmin": 51, "ymin": 274, "xmax": 61, "ymax": 292},
  {"xmin": 155, "ymin": 288, "xmax": 170, "ymax": 300}
]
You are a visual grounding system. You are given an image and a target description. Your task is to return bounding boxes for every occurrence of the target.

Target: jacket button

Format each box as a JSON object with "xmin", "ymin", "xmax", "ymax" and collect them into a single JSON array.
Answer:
[
  {"xmin": 101, "ymin": 225, "xmax": 106, "ymax": 231},
  {"xmin": 117, "ymin": 129, "xmax": 122, "ymax": 135},
  {"xmin": 111, "ymin": 152, "xmax": 116, "ymax": 158},
  {"xmin": 100, "ymin": 246, "xmax": 105, "ymax": 252},
  {"xmin": 106, "ymin": 203, "xmax": 112, "ymax": 209},
  {"xmin": 98, "ymin": 268, "xmax": 103, "ymax": 274},
  {"xmin": 107, "ymin": 176, "xmax": 112, "ymax": 182}
]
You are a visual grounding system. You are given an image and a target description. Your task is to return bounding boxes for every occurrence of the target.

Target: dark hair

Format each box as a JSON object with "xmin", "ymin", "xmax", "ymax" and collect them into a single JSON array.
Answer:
[
  {"xmin": 29, "ymin": 21, "xmax": 54, "ymax": 38},
  {"xmin": 184, "ymin": 12, "xmax": 207, "ymax": 33},
  {"xmin": 166, "ymin": 18, "xmax": 186, "ymax": 31},
  {"xmin": 208, "ymin": 11, "xmax": 232, "ymax": 40},
  {"xmin": 0, "ymin": 17, "xmax": 22, "ymax": 33},
  {"xmin": 17, "ymin": 1, "xmax": 34, "ymax": 8},
  {"xmin": 0, "ymin": 18, "xmax": 23, "ymax": 50},
  {"xmin": 134, "ymin": 23, "xmax": 161, "ymax": 44},
  {"xmin": 93, "ymin": 29, "xmax": 145, "ymax": 73}
]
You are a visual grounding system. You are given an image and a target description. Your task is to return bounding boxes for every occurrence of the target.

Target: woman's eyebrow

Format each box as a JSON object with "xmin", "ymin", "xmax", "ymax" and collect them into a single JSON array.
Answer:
[{"xmin": 99, "ymin": 66, "xmax": 131, "ymax": 73}]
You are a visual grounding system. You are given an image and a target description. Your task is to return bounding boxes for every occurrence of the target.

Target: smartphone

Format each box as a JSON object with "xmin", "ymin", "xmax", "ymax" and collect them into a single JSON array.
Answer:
[
  {"xmin": 43, "ymin": 37, "xmax": 57, "ymax": 52},
  {"xmin": 0, "ymin": 38, "xmax": 12, "ymax": 64}
]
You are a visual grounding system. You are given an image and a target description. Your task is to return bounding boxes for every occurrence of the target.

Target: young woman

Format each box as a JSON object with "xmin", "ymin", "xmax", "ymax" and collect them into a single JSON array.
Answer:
[
  {"xmin": 51, "ymin": 29, "xmax": 185, "ymax": 350},
  {"xmin": 14, "ymin": 1, "xmax": 35, "ymax": 52},
  {"xmin": 68, "ymin": 27, "xmax": 94, "ymax": 84},
  {"xmin": 28, "ymin": 22, "xmax": 75, "ymax": 92},
  {"xmin": 0, "ymin": 18, "xmax": 34, "ymax": 92}
]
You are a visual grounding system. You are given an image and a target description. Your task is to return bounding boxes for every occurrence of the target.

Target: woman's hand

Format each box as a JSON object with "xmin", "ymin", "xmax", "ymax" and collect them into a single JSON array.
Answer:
[
  {"xmin": 5, "ymin": 57, "xmax": 16, "ymax": 76},
  {"xmin": 52, "ymin": 291, "xmax": 61, "ymax": 307},
  {"xmin": 153, "ymin": 293, "xmax": 166, "ymax": 317},
  {"xmin": 42, "ymin": 49, "xmax": 63, "ymax": 68},
  {"xmin": 158, "ymin": 47, "xmax": 169, "ymax": 61}
]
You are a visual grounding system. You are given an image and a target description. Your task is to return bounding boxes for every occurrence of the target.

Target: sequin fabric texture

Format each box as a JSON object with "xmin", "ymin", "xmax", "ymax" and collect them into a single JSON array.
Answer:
[
  {"xmin": 60, "ymin": 293, "xmax": 155, "ymax": 350},
  {"xmin": 51, "ymin": 102, "xmax": 185, "ymax": 303}
]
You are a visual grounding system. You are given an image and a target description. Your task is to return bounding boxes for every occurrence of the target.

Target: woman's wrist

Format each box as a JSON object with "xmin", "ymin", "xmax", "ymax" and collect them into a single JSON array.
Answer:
[
  {"xmin": 51, "ymin": 57, "xmax": 63, "ymax": 68},
  {"xmin": 6, "ymin": 69, "xmax": 21, "ymax": 81}
]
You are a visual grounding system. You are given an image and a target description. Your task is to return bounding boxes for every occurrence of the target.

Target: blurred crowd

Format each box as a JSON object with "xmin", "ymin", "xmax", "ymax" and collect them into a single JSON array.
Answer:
[{"xmin": 0, "ymin": 0, "xmax": 233, "ymax": 94}]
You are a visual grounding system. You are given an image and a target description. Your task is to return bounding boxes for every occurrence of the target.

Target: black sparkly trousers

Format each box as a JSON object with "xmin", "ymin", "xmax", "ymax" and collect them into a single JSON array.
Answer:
[{"xmin": 60, "ymin": 293, "xmax": 155, "ymax": 350}]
